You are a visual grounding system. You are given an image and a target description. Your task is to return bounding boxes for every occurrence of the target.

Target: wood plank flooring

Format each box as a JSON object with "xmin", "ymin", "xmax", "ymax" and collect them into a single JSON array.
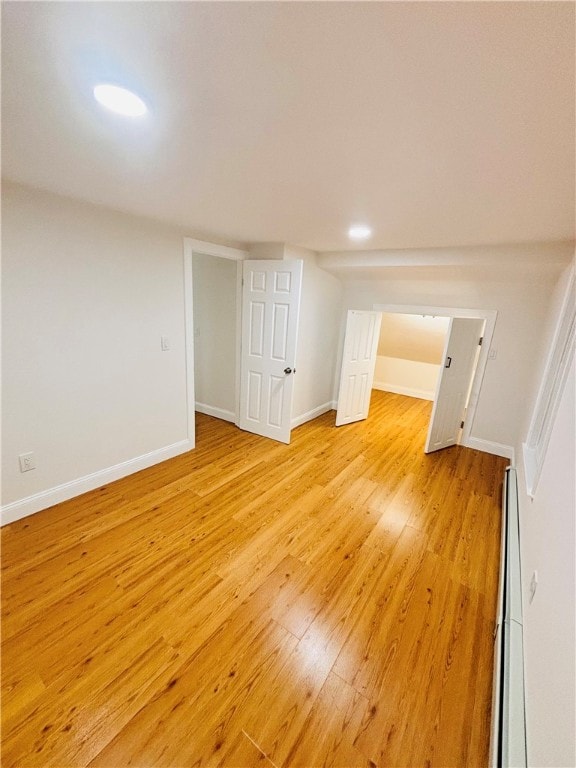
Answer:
[{"xmin": 1, "ymin": 391, "xmax": 507, "ymax": 767}]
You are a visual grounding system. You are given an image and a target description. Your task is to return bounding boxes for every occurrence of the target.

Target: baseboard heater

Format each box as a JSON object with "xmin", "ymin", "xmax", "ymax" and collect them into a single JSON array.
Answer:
[{"xmin": 490, "ymin": 467, "xmax": 527, "ymax": 767}]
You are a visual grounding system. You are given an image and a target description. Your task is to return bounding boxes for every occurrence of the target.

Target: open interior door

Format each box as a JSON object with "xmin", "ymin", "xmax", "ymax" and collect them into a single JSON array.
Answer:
[
  {"xmin": 336, "ymin": 310, "xmax": 382, "ymax": 426},
  {"xmin": 425, "ymin": 317, "xmax": 485, "ymax": 453},
  {"xmin": 239, "ymin": 259, "xmax": 302, "ymax": 444}
]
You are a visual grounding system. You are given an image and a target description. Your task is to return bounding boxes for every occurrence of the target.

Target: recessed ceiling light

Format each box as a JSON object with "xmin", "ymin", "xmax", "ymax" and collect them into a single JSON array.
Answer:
[
  {"xmin": 93, "ymin": 84, "xmax": 148, "ymax": 117},
  {"xmin": 348, "ymin": 224, "xmax": 372, "ymax": 241}
]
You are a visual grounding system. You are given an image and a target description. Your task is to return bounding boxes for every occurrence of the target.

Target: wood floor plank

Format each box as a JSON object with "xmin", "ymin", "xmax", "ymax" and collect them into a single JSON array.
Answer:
[
  {"xmin": 1, "ymin": 391, "xmax": 507, "ymax": 767},
  {"xmin": 281, "ymin": 671, "xmax": 372, "ymax": 768},
  {"xmin": 88, "ymin": 619, "xmax": 298, "ymax": 768},
  {"xmin": 2, "ymin": 637, "xmax": 180, "ymax": 768},
  {"xmin": 217, "ymin": 730, "xmax": 275, "ymax": 768}
]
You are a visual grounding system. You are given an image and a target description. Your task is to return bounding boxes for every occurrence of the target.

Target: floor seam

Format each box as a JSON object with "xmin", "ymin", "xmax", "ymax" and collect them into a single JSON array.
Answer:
[{"xmin": 242, "ymin": 729, "xmax": 282, "ymax": 768}]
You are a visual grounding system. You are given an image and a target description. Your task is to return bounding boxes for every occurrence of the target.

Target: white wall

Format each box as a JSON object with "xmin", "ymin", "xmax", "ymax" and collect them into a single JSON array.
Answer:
[
  {"xmin": 378, "ymin": 312, "xmax": 448, "ymax": 363},
  {"xmin": 375, "ymin": 313, "xmax": 448, "ymax": 400},
  {"xmin": 515, "ymin": 262, "xmax": 575, "ymax": 767},
  {"xmin": 330, "ymin": 260, "xmax": 565, "ymax": 451},
  {"xmin": 1, "ymin": 183, "xmax": 193, "ymax": 521},
  {"xmin": 192, "ymin": 253, "xmax": 237, "ymax": 420},
  {"xmin": 373, "ymin": 356, "xmax": 440, "ymax": 401},
  {"xmin": 284, "ymin": 246, "xmax": 343, "ymax": 426}
]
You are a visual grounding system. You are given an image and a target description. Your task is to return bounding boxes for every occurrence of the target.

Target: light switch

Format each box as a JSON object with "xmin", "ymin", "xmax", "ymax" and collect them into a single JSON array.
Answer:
[{"xmin": 161, "ymin": 336, "xmax": 170, "ymax": 351}]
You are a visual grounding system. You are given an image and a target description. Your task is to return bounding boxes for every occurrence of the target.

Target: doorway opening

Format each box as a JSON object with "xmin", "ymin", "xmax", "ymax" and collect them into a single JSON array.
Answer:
[
  {"xmin": 184, "ymin": 240, "xmax": 304, "ymax": 448},
  {"xmin": 375, "ymin": 313, "xmax": 450, "ymax": 402},
  {"xmin": 184, "ymin": 238, "xmax": 247, "ymax": 448},
  {"xmin": 336, "ymin": 303, "xmax": 496, "ymax": 453}
]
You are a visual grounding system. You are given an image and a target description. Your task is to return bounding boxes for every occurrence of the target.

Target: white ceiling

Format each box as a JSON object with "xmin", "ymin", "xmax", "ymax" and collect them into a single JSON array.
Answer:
[{"xmin": 2, "ymin": 1, "xmax": 574, "ymax": 253}]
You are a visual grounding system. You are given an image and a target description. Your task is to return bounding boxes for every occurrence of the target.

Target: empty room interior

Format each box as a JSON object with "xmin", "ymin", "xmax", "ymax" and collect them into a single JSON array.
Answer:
[{"xmin": 1, "ymin": 3, "xmax": 575, "ymax": 768}]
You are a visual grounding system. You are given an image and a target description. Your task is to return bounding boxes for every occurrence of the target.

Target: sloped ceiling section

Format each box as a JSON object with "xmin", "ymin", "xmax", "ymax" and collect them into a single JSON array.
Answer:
[{"xmin": 1, "ymin": 1, "xmax": 574, "ymax": 252}]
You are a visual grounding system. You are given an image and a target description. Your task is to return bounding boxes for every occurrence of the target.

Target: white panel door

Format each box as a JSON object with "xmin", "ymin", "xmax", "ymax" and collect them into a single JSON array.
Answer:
[
  {"xmin": 335, "ymin": 310, "xmax": 382, "ymax": 426},
  {"xmin": 239, "ymin": 259, "xmax": 303, "ymax": 444},
  {"xmin": 425, "ymin": 317, "xmax": 485, "ymax": 453}
]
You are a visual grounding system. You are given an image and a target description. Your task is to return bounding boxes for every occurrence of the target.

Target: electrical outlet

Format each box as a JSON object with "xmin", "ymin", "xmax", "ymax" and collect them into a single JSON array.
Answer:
[
  {"xmin": 19, "ymin": 452, "xmax": 36, "ymax": 472},
  {"xmin": 529, "ymin": 570, "xmax": 538, "ymax": 603}
]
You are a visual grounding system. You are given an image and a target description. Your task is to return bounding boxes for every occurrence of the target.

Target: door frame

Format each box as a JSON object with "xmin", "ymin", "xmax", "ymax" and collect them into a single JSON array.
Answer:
[
  {"xmin": 372, "ymin": 303, "xmax": 497, "ymax": 451},
  {"xmin": 183, "ymin": 238, "xmax": 249, "ymax": 447}
]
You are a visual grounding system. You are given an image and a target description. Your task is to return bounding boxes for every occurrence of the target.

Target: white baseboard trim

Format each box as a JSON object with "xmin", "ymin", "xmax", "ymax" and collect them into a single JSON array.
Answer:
[
  {"xmin": 1, "ymin": 438, "xmax": 194, "ymax": 526},
  {"xmin": 195, "ymin": 402, "xmax": 236, "ymax": 423},
  {"xmin": 462, "ymin": 436, "xmax": 515, "ymax": 462},
  {"xmin": 292, "ymin": 402, "xmax": 335, "ymax": 429},
  {"xmin": 373, "ymin": 381, "xmax": 435, "ymax": 401}
]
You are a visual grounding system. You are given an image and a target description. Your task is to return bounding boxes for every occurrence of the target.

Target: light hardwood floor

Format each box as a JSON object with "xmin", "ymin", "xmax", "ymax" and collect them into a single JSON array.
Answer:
[{"xmin": 1, "ymin": 391, "xmax": 507, "ymax": 767}]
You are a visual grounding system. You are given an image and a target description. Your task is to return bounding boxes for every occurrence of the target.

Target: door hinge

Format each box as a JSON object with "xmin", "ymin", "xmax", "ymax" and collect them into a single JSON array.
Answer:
[
  {"xmin": 460, "ymin": 420, "xmax": 465, "ymax": 429},
  {"xmin": 478, "ymin": 336, "xmax": 483, "ymax": 346}
]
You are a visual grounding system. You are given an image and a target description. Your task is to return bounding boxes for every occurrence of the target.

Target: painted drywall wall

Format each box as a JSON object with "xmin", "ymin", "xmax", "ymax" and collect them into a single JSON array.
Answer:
[
  {"xmin": 192, "ymin": 253, "xmax": 237, "ymax": 419},
  {"xmin": 248, "ymin": 242, "xmax": 286, "ymax": 261},
  {"xmin": 518, "ymin": 354, "xmax": 575, "ymax": 767},
  {"xmin": 1, "ymin": 183, "xmax": 192, "ymax": 519},
  {"xmin": 284, "ymin": 246, "xmax": 343, "ymax": 425},
  {"xmin": 521, "ymin": 262, "xmax": 575, "ymax": 427},
  {"xmin": 330, "ymin": 260, "xmax": 565, "ymax": 450},
  {"xmin": 375, "ymin": 313, "xmax": 448, "ymax": 400},
  {"xmin": 378, "ymin": 313, "xmax": 449, "ymax": 364},
  {"xmin": 374, "ymin": 356, "xmax": 440, "ymax": 400},
  {"xmin": 515, "ymin": 262, "xmax": 575, "ymax": 767}
]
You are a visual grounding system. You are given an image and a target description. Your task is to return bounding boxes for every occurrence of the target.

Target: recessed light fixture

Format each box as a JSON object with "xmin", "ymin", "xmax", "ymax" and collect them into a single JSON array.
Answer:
[
  {"xmin": 348, "ymin": 224, "xmax": 372, "ymax": 241},
  {"xmin": 93, "ymin": 84, "xmax": 148, "ymax": 117}
]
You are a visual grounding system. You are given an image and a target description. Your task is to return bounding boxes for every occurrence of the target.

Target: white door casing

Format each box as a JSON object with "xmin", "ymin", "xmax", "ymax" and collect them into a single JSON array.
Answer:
[
  {"xmin": 336, "ymin": 310, "xmax": 382, "ymax": 426},
  {"xmin": 425, "ymin": 317, "xmax": 485, "ymax": 453},
  {"xmin": 239, "ymin": 259, "xmax": 303, "ymax": 444}
]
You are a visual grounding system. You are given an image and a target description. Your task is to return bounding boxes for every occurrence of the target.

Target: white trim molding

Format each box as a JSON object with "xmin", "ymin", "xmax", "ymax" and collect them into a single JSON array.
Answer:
[
  {"xmin": 195, "ymin": 403, "xmax": 236, "ymax": 423},
  {"xmin": 183, "ymin": 248, "xmax": 196, "ymax": 448},
  {"xmin": 292, "ymin": 402, "xmax": 335, "ymax": 429},
  {"xmin": 1, "ymin": 439, "xmax": 193, "ymax": 526},
  {"xmin": 184, "ymin": 237, "xmax": 248, "ymax": 262},
  {"xmin": 462, "ymin": 436, "xmax": 515, "ymax": 462},
  {"xmin": 373, "ymin": 381, "xmax": 435, "ymax": 401}
]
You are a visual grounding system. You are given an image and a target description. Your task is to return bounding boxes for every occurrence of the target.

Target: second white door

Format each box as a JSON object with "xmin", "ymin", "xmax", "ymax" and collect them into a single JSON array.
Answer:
[
  {"xmin": 425, "ymin": 317, "xmax": 484, "ymax": 453},
  {"xmin": 239, "ymin": 259, "xmax": 303, "ymax": 444}
]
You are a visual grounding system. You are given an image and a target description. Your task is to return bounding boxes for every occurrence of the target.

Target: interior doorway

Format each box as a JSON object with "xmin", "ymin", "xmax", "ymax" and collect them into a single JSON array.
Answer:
[
  {"xmin": 191, "ymin": 251, "xmax": 239, "ymax": 424},
  {"xmin": 375, "ymin": 313, "xmax": 450, "ymax": 401},
  {"xmin": 183, "ymin": 238, "xmax": 247, "ymax": 448},
  {"xmin": 336, "ymin": 303, "xmax": 496, "ymax": 453},
  {"xmin": 184, "ymin": 240, "xmax": 305, "ymax": 448}
]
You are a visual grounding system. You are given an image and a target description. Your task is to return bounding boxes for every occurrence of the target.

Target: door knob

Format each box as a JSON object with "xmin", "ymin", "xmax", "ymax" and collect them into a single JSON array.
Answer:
[{"xmin": 284, "ymin": 367, "xmax": 293, "ymax": 375}]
